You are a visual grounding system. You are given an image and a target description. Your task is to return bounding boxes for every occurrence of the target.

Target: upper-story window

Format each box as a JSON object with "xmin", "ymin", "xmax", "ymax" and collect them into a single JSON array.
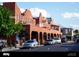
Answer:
[
  {"xmin": 65, "ymin": 29, "xmax": 68, "ymax": 34},
  {"xmin": 39, "ymin": 23, "xmax": 43, "ymax": 27},
  {"xmin": 28, "ymin": 19, "xmax": 31, "ymax": 23},
  {"xmin": 51, "ymin": 25, "xmax": 59, "ymax": 31},
  {"xmin": 25, "ymin": 19, "xmax": 32, "ymax": 24},
  {"xmin": 17, "ymin": 14, "xmax": 23, "ymax": 20}
]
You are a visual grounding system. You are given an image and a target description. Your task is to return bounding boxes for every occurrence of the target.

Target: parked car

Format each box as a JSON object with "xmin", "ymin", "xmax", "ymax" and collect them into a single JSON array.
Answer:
[
  {"xmin": 61, "ymin": 38, "xmax": 66, "ymax": 43},
  {"xmin": 75, "ymin": 38, "xmax": 79, "ymax": 43},
  {"xmin": 52, "ymin": 38, "xmax": 61, "ymax": 44},
  {"xmin": 44, "ymin": 38, "xmax": 61, "ymax": 45},
  {"xmin": 44, "ymin": 40, "xmax": 53, "ymax": 45},
  {"xmin": 0, "ymin": 40, "xmax": 6, "ymax": 49},
  {"xmin": 21, "ymin": 40, "xmax": 38, "ymax": 48}
]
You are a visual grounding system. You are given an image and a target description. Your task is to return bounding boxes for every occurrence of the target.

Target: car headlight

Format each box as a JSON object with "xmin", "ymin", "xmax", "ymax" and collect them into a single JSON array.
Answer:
[{"xmin": 30, "ymin": 44, "xmax": 34, "ymax": 47}]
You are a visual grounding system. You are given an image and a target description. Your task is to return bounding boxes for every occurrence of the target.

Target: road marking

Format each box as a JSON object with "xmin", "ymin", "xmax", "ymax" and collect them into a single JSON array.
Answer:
[
  {"xmin": 48, "ymin": 48, "xmax": 50, "ymax": 50},
  {"xmin": 29, "ymin": 48, "xmax": 32, "ymax": 51}
]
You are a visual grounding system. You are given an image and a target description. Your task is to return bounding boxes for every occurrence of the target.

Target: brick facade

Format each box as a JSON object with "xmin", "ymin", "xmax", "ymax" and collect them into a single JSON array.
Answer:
[{"xmin": 3, "ymin": 2, "xmax": 62, "ymax": 44}]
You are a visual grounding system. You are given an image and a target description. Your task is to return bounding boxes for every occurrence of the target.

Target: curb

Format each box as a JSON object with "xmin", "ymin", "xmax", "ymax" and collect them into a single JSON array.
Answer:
[
  {"xmin": 38, "ymin": 45, "xmax": 44, "ymax": 47},
  {"xmin": 2, "ymin": 47, "xmax": 19, "ymax": 52},
  {"xmin": 61, "ymin": 42, "xmax": 75, "ymax": 45}
]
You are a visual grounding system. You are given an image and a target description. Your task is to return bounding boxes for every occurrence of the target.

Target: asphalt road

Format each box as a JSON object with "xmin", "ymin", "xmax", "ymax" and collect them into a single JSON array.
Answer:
[{"xmin": 12, "ymin": 43, "xmax": 79, "ymax": 52}]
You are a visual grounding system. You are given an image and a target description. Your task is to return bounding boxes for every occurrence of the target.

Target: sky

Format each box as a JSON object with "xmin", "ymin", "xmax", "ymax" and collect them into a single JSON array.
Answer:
[{"xmin": 0, "ymin": 2, "xmax": 79, "ymax": 29}]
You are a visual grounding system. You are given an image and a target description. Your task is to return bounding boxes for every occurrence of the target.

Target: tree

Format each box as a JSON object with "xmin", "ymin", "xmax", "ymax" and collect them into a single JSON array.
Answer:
[
  {"xmin": 74, "ymin": 29, "xmax": 79, "ymax": 34},
  {"xmin": 0, "ymin": 6, "xmax": 23, "ymax": 46}
]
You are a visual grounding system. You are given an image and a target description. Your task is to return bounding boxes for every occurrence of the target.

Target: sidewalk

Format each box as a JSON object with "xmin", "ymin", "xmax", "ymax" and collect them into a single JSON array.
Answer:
[
  {"xmin": 2, "ymin": 47, "xmax": 19, "ymax": 52},
  {"xmin": 38, "ymin": 45, "xmax": 44, "ymax": 47},
  {"xmin": 62, "ymin": 41, "xmax": 75, "ymax": 45},
  {"xmin": 67, "ymin": 41, "xmax": 75, "ymax": 44}
]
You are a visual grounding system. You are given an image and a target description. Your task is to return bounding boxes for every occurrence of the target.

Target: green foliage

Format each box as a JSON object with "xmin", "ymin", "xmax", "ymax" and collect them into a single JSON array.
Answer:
[
  {"xmin": 0, "ymin": 6, "xmax": 23, "ymax": 38},
  {"xmin": 74, "ymin": 29, "xmax": 79, "ymax": 34},
  {"xmin": 14, "ymin": 23, "xmax": 23, "ymax": 34}
]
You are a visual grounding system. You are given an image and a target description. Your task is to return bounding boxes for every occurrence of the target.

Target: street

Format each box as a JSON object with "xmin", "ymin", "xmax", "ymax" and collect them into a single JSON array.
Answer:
[{"xmin": 9, "ymin": 43, "xmax": 79, "ymax": 52}]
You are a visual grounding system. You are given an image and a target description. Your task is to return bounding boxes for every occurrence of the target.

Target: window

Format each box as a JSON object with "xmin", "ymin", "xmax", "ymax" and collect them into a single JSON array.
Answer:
[
  {"xmin": 26, "ymin": 40, "xmax": 34, "ymax": 43},
  {"xmin": 17, "ymin": 15, "xmax": 23, "ymax": 21}
]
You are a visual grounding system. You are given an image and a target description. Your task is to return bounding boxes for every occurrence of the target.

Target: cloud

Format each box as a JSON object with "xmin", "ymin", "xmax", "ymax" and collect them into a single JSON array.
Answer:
[
  {"xmin": 20, "ymin": 8, "xmax": 51, "ymax": 17},
  {"xmin": 50, "ymin": 17, "xmax": 59, "ymax": 25},
  {"xmin": 61, "ymin": 12, "xmax": 79, "ymax": 19},
  {"xmin": 0, "ymin": 3, "xmax": 3, "ymax": 5},
  {"xmin": 20, "ymin": 8, "xmax": 25, "ymax": 13},
  {"xmin": 29, "ymin": 8, "xmax": 51, "ymax": 17},
  {"xmin": 74, "ymin": 9, "xmax": 79, "ymax": 11},
  {"xmin": 70, "ymin": 24, "xmax": 79, "ymax": 30}
]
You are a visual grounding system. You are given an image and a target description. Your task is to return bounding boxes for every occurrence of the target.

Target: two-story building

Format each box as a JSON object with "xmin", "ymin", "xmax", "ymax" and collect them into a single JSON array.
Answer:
[
  {"xmin": 2, "ymin": 2, "xmax": 62, "ymax": 45},
  {"xmin": 61, "ymin": 27, "xmax": 73, "ymax": 42}
]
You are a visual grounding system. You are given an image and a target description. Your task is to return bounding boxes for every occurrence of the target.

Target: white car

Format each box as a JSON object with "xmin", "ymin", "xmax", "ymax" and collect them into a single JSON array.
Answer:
[
  {"xmin": 44, "ymin": 40, "xmax": 53, "ymax": 45},
  {"xmin": 22, "ymin": 40, "xmax": 38, "ymax": 48},
  {"xmin": 52, "ymin": 38, "xmax": 61, "ymax": 44}
]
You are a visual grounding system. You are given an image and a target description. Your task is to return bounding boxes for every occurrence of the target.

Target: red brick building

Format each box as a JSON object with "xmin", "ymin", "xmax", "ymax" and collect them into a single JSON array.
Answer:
[{"xmin": 3, "ymin": 2, "xmax": 62, "ymax": 44}]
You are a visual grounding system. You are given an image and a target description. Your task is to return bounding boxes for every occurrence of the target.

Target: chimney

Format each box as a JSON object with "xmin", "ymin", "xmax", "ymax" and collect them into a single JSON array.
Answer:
[{"xmin": 39, "ymin": 12, "xmax": 42, "ymax": 17}]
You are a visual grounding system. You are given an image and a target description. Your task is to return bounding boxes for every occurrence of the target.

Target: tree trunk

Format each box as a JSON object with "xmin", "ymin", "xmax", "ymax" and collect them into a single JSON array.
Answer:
[{"xmin": 7, "ymin": 36, "xmax": 12, "ymax": 47}]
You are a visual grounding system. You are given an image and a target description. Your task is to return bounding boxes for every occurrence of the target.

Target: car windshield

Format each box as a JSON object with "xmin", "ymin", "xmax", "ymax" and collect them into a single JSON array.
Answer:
[
  {"xmin": 46, "ymin": 40, "xmax": 52, "ymax": 41},
  {"xmin": 54, "ymin": 38, "xmax": 59, "ymax": 40},
  {"xmin": 26, "ymin": 40, "xmax": 34, "ymax": 43},
  {"xmin": 77, "ymin": 38, "xmax": 79, "ymax": 40}
]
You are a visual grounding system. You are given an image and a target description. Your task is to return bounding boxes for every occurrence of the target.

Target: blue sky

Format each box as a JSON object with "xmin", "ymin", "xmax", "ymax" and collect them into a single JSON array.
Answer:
[{"xmin": 1, "ymin": 2, "xmax": 79, "ymax": 29}]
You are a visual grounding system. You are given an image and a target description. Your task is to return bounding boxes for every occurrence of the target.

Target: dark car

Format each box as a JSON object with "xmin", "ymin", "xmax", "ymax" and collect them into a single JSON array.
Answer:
[
  {"xmin": 0, "ymin": 40, "xmax": 7, "ymax": 49},
  {"xmin": 61, "ymin": 38, "xmax": 66, "ymax": 43},
  {"xmin": 0, "ymin": 41, "xmax": 5, "ymax": 49},
  {"xmin": 75, "ymin": 38, "xmax": 79, "ymax": 43}
]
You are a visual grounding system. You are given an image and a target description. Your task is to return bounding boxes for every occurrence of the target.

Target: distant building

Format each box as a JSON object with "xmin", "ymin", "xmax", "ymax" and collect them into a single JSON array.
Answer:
[
  {"xmin": 61, "ymin": 27, "xmax": 73, "ymax": 41},
  {"xmin": 2, "ymin": 2, "xmax": 62, "ymax": 44}
]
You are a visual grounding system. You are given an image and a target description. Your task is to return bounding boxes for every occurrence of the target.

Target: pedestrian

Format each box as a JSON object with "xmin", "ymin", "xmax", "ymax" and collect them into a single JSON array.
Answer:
[
  {"xmin": 33, "ymin": 38, "xmax": 36, "ymax": 41},
  {"xmin": 16, "ymin": 34, "xmax": 20, "ymax": 44}
]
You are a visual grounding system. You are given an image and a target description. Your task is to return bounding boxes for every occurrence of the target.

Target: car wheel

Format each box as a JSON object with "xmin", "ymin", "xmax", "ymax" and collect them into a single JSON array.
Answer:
[
  {"xmin": 33, "ymin": 44, "xmax": 36, "ymax": 47},
  {"xmin": 77, "ymin": 40, "xmax": 79, "ymax": 43},
  {"xmin": 36, "ymin": 44, "xmax": 38, "ymax": 47},
  {"xmin": 0, "ymin": 46, "xmax": 3, "ymax": 49},
  {"xmin": 51, "ymin": 42, "xmax": 53, "ymax": 44}
]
